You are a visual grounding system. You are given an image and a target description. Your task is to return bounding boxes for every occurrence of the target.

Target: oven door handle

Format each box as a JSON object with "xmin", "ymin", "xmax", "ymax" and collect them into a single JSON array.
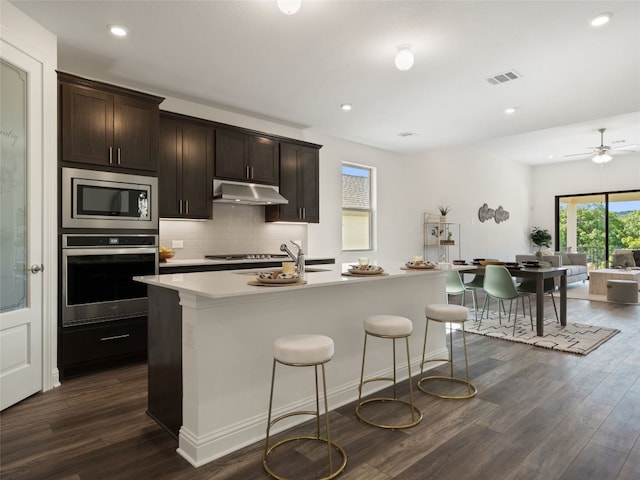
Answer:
[{"xmin": 63, "ymin": 247, "xmax": 158, "ymax": 256}]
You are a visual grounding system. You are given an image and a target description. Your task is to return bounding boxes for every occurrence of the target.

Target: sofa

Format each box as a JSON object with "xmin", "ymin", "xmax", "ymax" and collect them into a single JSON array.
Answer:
[
  {"xmin": 515, "ymin": 252, "xmax": 588, "ymax": 285},
  {"xmin": 611, "ymin": 249, "xmax": 640, "ymax": 268}
]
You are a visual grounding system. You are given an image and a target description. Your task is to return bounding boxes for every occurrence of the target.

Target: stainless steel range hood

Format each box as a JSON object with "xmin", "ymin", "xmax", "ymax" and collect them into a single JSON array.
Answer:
[{"xmin": 212, "ymin": 179, "xmax": 288, "ymax": 205}]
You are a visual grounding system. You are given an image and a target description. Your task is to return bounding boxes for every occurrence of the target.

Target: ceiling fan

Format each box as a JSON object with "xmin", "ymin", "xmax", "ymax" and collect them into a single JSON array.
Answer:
[{"xmin": 563, "ymin": 127, "xmax": 640, "ymax": 164}]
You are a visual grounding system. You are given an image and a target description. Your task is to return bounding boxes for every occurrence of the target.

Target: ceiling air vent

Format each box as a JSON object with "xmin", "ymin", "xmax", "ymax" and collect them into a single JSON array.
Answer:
[
  {"xmin": 486, "ymin": 70, "xmax": 522, "ymax": 85},
  {"xmin": 397, "ymin": 131, "xmax": 417, "ymax": 137}
]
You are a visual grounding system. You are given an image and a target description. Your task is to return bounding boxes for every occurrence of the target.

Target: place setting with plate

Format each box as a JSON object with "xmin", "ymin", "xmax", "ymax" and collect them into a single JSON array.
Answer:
[
  {"xmin": 343, "ymin": 257, "xmax": 387, "ymax": 276},
  {"xmin": 247, "ymin": 261, "xmax": 307, "ymax": 287},
  {"xmin": 402, "ymin": 255, "xmax": 437, "ymax": 270}
]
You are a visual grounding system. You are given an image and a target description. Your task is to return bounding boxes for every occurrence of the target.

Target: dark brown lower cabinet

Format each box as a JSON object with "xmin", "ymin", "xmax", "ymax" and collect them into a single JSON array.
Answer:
[{"xmin": 60, "ymin": 316, "xmax": 147, "ymax": 379}]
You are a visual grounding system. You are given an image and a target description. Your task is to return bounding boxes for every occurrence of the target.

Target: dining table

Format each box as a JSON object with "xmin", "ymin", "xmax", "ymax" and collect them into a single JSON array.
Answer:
[{"xmin": 462, "ymin": 264, "xmax": 568, "ymax": 336}]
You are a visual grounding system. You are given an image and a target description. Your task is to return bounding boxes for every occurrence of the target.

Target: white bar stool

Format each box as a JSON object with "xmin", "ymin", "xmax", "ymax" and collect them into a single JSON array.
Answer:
[
  {"xmin": 263, "ymin": 334, "xmax": 347, "ymax": 480},
  {"xmin": 356, "ymin": 315, "xmax": 422, "ymax": 429},
  {"xmin": 418, "ymin": 304, "xmax": 477, "ymax": 399}
]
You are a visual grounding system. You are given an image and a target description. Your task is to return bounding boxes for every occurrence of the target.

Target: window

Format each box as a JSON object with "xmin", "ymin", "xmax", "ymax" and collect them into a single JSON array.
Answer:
[
  {"xmin": 556, "ymin": 189, "xmax": 640, "ymax": 268},
  {"xmin": 342, "ymin": 164, "xmax": 374, "ymax": 251}
]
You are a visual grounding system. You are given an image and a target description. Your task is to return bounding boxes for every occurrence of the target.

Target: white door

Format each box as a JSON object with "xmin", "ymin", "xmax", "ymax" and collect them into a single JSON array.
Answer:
[{"xmin": 0, "ymin": 41, "xmax": 44, "ymax": 410}]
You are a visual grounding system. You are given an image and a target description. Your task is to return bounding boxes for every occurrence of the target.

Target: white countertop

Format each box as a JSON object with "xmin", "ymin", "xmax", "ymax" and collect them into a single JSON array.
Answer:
[{"xmin": 137, "ymin": 262, "xmax": 469, "ymax": 300}]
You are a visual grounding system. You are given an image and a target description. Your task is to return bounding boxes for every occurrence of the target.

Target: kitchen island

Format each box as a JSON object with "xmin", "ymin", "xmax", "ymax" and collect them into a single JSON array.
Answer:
[{"xmin": 135, "ymin": 263, "xmax": 465, "ymax": 467}]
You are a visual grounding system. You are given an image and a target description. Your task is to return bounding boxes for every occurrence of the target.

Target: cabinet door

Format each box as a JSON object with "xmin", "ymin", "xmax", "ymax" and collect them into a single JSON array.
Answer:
[
  {"xmin": 113, "ymin": 94, "xmax": 159, "ymax": 171},
  {"xmin": 215, "ymin": 128, "xmax": 248, "ymax": 181},
  {"xmin": 298, "ymin": 147, "xmax": 320, "ymax": 223},
  {"xmin": 270, "ymin": 142, "xmax": 301, "ymax": 221},
  {"xmin": 181, "ymin": 122, "xmax": 212, "ymax": 218},
  {"xmin": 158, "ymin": 116, "xmax": 182, "ymax": 217},
  {"xmin": 61, "ymin": 82, "xmax": 114, "ymax": 166},
  {"xmin": 248, "ymin": 135, "xmax": 278, "ymax": 185}
]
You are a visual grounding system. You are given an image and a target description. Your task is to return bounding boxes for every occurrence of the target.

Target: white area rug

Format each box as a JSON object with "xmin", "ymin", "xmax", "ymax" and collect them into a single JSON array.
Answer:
[{"xmin": 461, "ymin": 312, "xmax": 620, "ymax": 355}]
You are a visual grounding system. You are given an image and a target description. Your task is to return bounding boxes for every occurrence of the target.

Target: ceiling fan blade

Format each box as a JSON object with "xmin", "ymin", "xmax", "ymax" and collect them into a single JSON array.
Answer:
[
  {"xmin": 562, "ymin": 151, "xmax": 592, "ymax": 158},
  {"xmin": 613, "ymin": 144, "xmax": 640, "ymax": 151}
]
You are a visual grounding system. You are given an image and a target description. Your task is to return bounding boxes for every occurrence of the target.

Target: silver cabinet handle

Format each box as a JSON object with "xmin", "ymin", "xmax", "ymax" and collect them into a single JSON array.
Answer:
[
  {"xmin": 108, "ymin": 147, "xmax": 113, "ymax": 164},
  {"xmin": 250, "ymin": 166, "xmax": 254, "ymax": 179},
  {"xmin": 117, "ymin": 147, "xmax": 121, "ymax": 165},
  {"xmin": 185, "ymin": 200, "xmax": 189, "ymax": 215},
  {"xmin": 100, "ymin": 334, "xmax": 130, "ymax": 342},
  {"xmin": 30, "ymin": 264, "xmax": 44, "ymax": 274},
  {"xmin": 179, "ymin": 200, "xmax": 182, "ymax": 214}
]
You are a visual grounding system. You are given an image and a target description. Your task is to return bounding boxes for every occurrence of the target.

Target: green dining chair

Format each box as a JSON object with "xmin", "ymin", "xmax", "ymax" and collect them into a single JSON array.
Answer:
[
  {"xmin": 481, "ymin": 265, "xmax": 533, "ymax": 335},
  {"xmin": 516, "ymin": 261, "xmax": 558, "ymax": 322},
  {"xmin": 446, "ymin": 270, "xmax": 477, "ymax": 320},
  {"xmin": 466, "ymin": 259, "xmax": 504, "ymax": 320}
]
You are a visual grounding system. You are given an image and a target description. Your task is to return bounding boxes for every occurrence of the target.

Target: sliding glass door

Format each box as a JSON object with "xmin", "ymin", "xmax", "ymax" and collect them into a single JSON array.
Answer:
[{"xmin": 556, "ymin": 190, "xmax": 640, "ymax": 269}]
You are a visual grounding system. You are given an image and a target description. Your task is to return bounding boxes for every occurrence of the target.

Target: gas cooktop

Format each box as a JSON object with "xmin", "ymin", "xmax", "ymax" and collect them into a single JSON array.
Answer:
[{"xmin": 204, "ymin": 253, "xmax": 289, "ymax": 261}]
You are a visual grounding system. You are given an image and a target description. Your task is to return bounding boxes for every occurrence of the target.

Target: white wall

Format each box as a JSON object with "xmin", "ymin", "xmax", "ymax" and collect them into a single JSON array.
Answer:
[{"xmin": 406, "ymin": 145, "xmax": 533, "ymax": 261}]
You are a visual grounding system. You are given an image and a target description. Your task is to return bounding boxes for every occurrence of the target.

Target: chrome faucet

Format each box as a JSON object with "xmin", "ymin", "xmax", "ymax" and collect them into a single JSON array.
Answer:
[{"xmin": 280, "ymin": 241, "xmax": 305, "ymax": 274}]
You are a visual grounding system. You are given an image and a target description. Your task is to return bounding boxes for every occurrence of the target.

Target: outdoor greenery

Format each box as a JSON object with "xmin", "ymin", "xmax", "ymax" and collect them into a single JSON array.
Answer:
[{"xmin": 559, "ymin": 203, "xmax": 640, "ymax": 267}]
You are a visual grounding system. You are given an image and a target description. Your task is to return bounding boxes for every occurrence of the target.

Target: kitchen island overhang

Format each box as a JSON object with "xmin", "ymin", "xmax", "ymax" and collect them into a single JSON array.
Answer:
[{"xmin": 135, "ymin": 263, "xmax": 468, "ymax": 467}]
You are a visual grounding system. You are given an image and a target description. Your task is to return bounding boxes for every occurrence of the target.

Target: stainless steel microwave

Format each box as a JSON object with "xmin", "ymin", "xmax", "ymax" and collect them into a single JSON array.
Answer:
[{"xmin": 62, "ymin": 167, "xmax": 158, "ymax": 230}]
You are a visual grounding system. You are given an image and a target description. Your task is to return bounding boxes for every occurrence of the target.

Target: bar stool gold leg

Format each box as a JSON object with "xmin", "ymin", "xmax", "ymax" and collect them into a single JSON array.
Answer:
[
  {"xmin": 263, "ymin": 335, "xmax": 347, "ymax": 480},
  {"xmin": 355, "ymin": 315, "xmax": 423, "ymax": 429},
  {"xmin": 418, "ymin": 305, "xmax": 478, "ymax": 400}
]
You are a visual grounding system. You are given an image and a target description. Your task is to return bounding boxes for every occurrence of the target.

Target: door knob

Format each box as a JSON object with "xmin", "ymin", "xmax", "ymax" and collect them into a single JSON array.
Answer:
[{"xmin": 30, "ymin": 264, "xmax": 44, "ymax": 274}]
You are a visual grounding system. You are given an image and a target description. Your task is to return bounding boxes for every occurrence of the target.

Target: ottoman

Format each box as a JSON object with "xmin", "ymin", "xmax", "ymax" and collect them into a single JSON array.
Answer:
[{"xmin": 607, "ymin": 279, "xmax": 639, "ymax": 303}]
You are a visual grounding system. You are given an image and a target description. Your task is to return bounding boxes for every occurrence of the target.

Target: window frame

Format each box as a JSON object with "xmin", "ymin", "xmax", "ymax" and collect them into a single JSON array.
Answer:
[{"xmin": 341, "ymin": 162, "xmax": 376, "ymax": 252}]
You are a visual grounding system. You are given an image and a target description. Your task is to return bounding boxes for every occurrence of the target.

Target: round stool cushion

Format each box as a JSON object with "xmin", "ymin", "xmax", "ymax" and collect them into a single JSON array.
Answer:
[
  {"xmin": 273, "ymin": 334, "xmax": 334, "ymax": 365},
  {"xmin": 425, "ymin": 304, "xmax": 469, "ymax": 323},
  {"xmin": 364, "ymin": 315, "xmax": 413, "ymax": 336}
]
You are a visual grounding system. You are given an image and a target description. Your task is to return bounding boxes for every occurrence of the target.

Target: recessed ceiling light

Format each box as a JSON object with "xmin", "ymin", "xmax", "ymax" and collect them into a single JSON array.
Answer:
[
  {"xmin": 590, "ymin": 12, "xmax": 612, "ymax": 27},
  {"xmin": 109, "ymin": 25, "xmax": 128, "ymax": 37},
  {"xmin": 547, "ymin": 155, "xmax": 554, "ymax": 160},
  {"xmin": 504, "ymin": 107, "xmax": 518, "ymax": 114},
  {"xmin": 340, "ymin": 103, "xmax": 352, "ymax": 111}
]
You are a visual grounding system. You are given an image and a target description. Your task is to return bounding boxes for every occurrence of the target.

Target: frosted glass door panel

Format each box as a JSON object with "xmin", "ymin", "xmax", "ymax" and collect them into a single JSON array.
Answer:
[{"xmin": 0, "ymin": 60, "xmax": 27, "ymax": 313}]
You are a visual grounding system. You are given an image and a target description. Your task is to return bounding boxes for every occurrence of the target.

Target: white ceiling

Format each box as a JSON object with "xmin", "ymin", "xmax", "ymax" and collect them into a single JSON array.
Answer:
[{"xmin": 11, "ymin": 0, "xmax": 640, "ymax": 165}]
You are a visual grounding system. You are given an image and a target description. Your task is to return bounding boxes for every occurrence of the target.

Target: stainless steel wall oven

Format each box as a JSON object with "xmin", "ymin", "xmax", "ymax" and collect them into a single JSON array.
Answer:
[{"xmin": 62, "ymin": 234, "xmax": 158, "ymax": 327}]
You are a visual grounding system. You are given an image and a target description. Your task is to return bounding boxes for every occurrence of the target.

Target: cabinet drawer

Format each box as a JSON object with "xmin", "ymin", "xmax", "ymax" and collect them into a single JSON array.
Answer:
[{"xmin": 62, "ymin": 317, "xmax": 147, "ymax": 365}]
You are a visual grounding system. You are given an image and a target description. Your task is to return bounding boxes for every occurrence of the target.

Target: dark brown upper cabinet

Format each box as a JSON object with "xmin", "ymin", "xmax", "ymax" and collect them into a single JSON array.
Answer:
[
  {"xmin": 214, "ymin": 128, "xmax": 278, "ymax": 185},
  {"xmin": 266, "ymin": 142, "xmax": 320, "ymax": 223},
  {"xmin": 158, "ymin": 113, "xmax": 214, "ymax": 219},
  {"xmin": 59, "ymin": 72, "xmax": 163, "ymax": 173}
]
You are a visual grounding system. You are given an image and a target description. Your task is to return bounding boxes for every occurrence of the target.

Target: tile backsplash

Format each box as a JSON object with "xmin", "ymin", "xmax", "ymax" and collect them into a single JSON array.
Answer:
[{"xmin": 159, "ymin": 203, "xmax": 308, "ymax": 259}]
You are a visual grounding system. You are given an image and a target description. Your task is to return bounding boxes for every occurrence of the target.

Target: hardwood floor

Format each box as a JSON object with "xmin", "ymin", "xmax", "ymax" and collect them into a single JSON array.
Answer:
[{"xmin": 2, "ymin": 294, "xmax": 639, "ymax": 480}]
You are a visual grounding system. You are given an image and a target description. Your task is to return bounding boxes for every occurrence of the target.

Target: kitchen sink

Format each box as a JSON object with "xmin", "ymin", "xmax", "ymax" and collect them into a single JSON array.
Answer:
[{"xmin": 235, "ymin": 267, "xmax": 331, "ymax": 275}]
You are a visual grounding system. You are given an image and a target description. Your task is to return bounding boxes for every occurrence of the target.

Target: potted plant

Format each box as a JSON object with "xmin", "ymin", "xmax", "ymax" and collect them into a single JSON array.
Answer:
[
  {"xmin": 438, "ymin": 205, "xmax": 451, "ymax": 222},
  {"xmin": 530, "ymin": 227, "xmax": 552, "ymax": 256}
]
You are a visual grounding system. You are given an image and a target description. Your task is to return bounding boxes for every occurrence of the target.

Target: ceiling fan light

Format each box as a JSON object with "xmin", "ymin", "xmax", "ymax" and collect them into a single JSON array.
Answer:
[
  {"xmin": 277, "ymin": 0, "xmax": 301, "ymax": 15},
  {"xmin": 395, "ymin": 45, "xmax": 414, "ymax": 71},
  {"xmin": 592, "ymin": 153, "xmax": 612, "ymax": 164},
  {"xmin": 590, "ymin": 12, "xmax": 612, "ymax": 27}
]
